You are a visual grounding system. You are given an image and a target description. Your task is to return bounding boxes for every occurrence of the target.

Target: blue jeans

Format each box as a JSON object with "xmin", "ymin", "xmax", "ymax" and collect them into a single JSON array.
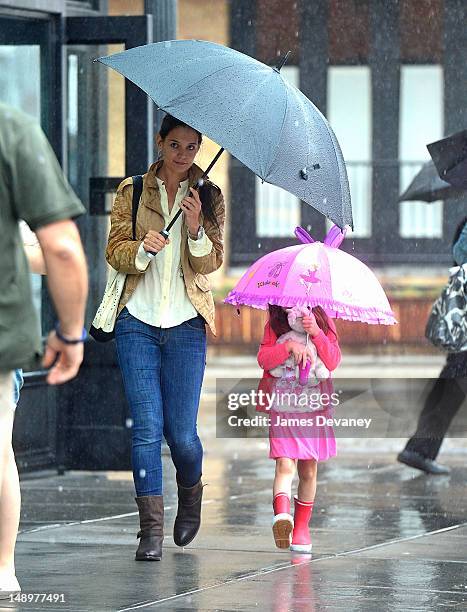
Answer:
[
  {"xmin": 13, "ymin": 369, "xmax": 23, "ymax": 406},
  {"xmin": 115, "ymin": 308, "xmax": 207, "ymax": 496}
]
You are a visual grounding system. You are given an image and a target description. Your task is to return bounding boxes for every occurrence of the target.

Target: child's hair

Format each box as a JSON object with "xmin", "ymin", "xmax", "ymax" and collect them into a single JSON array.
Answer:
[{"xmin": 268, "ymin": 304, "xmax": 333, "ymax": 337}]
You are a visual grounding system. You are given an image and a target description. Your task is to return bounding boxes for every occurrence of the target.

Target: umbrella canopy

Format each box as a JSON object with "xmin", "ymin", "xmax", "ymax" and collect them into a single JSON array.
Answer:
[
  {"xmin": 428, "ymin": 129, "xmax": 467, "ymax": 189},
  {"xmin": 96, "ymin": 39, "xmax": 352, "ymax": 229},
  {"xmin": 398, "ymin": 160, "xmax": 466, "ymax": 203},
  {"xmin": 224, "ymin": 226, "xmax": 396, "ymax": 325}
]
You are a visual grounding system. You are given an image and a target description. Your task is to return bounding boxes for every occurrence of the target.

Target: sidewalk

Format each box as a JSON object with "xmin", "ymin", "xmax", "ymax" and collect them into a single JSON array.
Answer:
[
  {"xmin": 10, "ymin": 448, "xmax": 467, "ymax": 611},
  {"xmin": 6, "ymin": 353, "xmax": 467, "ymax": 611}
]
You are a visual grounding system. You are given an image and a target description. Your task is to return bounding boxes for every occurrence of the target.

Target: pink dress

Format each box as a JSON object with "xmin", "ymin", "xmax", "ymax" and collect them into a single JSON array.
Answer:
[{"xmin": 256, "ymin": 320, "xmax": 341, "ymax": 461}]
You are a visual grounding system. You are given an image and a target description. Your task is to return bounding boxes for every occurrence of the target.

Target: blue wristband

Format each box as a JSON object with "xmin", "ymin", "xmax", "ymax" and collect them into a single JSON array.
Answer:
[{"xmin": 54, "ymin": 322, "xmax": 88, "ymax": 344}]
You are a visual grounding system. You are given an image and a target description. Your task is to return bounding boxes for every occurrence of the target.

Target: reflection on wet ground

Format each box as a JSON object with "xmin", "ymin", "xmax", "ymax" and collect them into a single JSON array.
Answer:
[{"xmin": 6, "ymin": 416, "xmax": 467, "ymax": 610}]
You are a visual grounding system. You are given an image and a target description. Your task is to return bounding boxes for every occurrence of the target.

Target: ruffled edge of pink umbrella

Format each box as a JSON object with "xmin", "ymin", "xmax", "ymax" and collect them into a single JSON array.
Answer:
[{"xmin": 224, "ymin": 291, "xmax": 397, "ymax": 325}]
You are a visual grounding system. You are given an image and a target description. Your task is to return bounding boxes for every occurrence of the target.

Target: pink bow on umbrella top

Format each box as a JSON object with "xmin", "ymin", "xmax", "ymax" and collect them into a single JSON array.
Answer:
[{"xmin": 224, "ymin": 226, "xmax": 396, "ymax": 325}]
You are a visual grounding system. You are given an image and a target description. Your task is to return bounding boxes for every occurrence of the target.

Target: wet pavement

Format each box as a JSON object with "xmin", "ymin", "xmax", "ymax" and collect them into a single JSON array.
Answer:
[
  {"xmin": 8, "ymin": 451, "xmax": 467, "ymax": 610},
  {"xmin": 5, "ymin": 355, "xmax": 467, "ymax": 611}
]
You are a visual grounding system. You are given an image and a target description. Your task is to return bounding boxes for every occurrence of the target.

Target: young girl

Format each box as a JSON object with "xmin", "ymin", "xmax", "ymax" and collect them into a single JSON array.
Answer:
[{"xmin": 257, "ymin": 304, "xmax": 341, "ymax": 553}]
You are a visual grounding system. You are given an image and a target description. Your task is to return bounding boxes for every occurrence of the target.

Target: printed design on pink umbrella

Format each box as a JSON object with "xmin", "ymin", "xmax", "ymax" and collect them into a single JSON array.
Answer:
[
  {"xmin": 299, "ymin": 264, "xmax": 320, "ymax": 295},
  {"xmin": 257, "ymin": 278, "xmax": 280, "ymax": 289},
  {"xmin": 246, "ymin": 265, "xmax": 259, "ymax": 281},
  {"xmin": 257, "ymin": 261, "xmax": 286, "ymax": 288},
  {"xmin": 268, "ymin": 262, "xmax": 284, "ymax": 278}
]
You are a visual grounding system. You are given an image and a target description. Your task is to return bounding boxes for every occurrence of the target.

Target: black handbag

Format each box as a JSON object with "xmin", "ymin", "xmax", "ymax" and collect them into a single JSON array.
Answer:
[
  {"xmin": 425, "ymin": 264, "xmax": 467, "ymax": 353},
  {"xmin": 89, "ymin": 175, "xmax": 143, "ymax": 342}
]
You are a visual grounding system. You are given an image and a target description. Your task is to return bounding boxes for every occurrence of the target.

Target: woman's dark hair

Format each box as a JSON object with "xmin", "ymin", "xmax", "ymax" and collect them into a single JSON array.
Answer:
[
  {"xmin": 158, "ymin": 114, "xmax": 220, "ymax": 228},
  {"xmin": 159, "ymin": 114, "xmax": 202, "ymax": 144},
  {"xmin": 268, "ymin": 304, "xmax": 332, "ymax": 337}
]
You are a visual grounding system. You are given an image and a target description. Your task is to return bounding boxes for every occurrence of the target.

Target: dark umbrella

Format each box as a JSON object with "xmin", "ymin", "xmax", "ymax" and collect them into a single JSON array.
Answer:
[
  {"xmin": 398, "ymin": 160, "xmax": 466, "ymax": 203},
  {"xmin": 96, "ymin": 40, "xmax": 352, "ymax": 230},
  {"xmin": 427, "ymin": 129, "xmax": 467, "ymax": 189}
]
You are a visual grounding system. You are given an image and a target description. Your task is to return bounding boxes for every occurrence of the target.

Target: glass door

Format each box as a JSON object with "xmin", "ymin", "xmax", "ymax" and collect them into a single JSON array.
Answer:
[
  {"xmin": 1, "ymin": 15, "xmax": 60, "ymax": 472},
  {"xmin": 0, "ymin": 17, "xmax": 51, "ymax": 323}
]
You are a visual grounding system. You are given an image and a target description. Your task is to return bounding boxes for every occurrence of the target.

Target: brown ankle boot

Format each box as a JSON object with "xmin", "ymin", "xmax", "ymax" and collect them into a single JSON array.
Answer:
[
  {"xmin": 135, "ymin": 496, "xmax": 164, "ymax": 561},
  {"xmin": 173, "ymin": 478, "xmax": 204, "ymax": 547}
]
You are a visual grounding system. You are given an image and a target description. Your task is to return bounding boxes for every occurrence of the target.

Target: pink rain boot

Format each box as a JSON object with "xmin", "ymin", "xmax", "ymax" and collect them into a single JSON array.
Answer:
[
  {"xmin": 272, "ymin": 493, "xmax": 294, "ymax": 549},
  {"xmin": 290, "ymin": 497, "xmax": 314, "ymax": 553}
]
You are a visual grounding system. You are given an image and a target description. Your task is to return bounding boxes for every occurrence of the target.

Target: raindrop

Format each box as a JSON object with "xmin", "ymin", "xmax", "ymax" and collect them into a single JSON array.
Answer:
[
  {"xmin": 322, "ymin": 197, "xmax": 327, "ymax": 205},
  {"xmin": 237, "ymin": 476, "xmax": 243, "ymax": 484},
  {"xmin": 294, "ymin": 120, "xmax": 299, "ymax": 127},
  {"xmin": 37, "ymin": 155, "xmax": 46, "ymax": 165},
  {"xmin": 139, "ymin": 469, "xmax": 147, "ymax": 479},
  {"xmin": 306, "ymin": 225, "xmax": 312, "ymax": 232},
  {"xmin": 125, "ymin": 418, "xmax": 133, "ymax": 429},
  {"xmin": 58, "ymin": 486, "xmax": 63, "ymax": 493},
  {"xmin": 257, "ymin": 242, "xmax": 261, "ymax": 249},
  {"xmin": 247, "ymin": 19, "xmax": 252, "ymax": 26}
]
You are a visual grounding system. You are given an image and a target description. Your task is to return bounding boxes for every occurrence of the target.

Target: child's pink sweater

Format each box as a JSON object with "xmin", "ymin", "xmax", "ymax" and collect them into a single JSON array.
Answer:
[{"xmin": 256, "ymin": 319, "xmax": 341, "ymax": 412}]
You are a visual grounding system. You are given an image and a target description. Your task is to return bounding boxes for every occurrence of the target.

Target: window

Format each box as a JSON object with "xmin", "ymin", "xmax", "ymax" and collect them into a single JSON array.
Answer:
[
  {"xmin": 327, "ymin": 66, "xmax": 372, "ymax": 237},
  {"xmin": 256, "ymin": 65, "xmax": 301, "ymax": 237},
  {"xmin": 399, "ymin": 65, "xmax": 444, "ymax": 238}
]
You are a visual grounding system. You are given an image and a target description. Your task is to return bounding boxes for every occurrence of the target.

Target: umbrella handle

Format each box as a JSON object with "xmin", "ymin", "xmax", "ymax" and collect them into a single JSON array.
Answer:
[{"xmin": 298, "ymin": 333, "xmax": 311, "ymax": 386}]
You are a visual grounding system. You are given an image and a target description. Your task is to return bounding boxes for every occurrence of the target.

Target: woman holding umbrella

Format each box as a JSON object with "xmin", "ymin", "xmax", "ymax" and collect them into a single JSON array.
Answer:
[{"xmin": 107, "ymin": 114, "xmax": 225, "ymax": 561}]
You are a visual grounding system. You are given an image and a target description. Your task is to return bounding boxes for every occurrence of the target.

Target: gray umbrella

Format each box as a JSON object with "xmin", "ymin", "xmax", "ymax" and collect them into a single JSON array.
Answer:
[
  {"xmin": 427, "ymin": 129, "xmax": 467, "ymax": 189},
  {"xmin": 398, "ymin": 160, "xmax": 466, "ymax": 203},
  {"xmin": 96, "ymin": 40, "xmax": 352, "ymax": 229}
]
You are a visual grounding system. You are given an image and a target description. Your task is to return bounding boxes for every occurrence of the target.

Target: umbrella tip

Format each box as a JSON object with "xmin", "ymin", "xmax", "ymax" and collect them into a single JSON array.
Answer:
[
  {"xmin": 274, "ymin": 50, "xmax": 291, "ymax": 73},
  {"xmin": 324, "ymin": 225, "xmax": 347, "ymax": 248}
]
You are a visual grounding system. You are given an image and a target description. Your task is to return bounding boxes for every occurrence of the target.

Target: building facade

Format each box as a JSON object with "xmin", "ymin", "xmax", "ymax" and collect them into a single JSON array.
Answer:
[{"xmin": 2, "ymin": 0, "xmax": 465, "ymax": 472}]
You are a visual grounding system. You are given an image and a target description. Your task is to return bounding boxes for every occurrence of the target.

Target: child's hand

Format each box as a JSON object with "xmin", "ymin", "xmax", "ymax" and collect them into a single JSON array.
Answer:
[
  {"xmin": 286, "ymin": 341, "xmax": 309, "ymax": 367},
  {"xmin": 302, "ymin": 313, "xmax": 321, "ymax": 338}
]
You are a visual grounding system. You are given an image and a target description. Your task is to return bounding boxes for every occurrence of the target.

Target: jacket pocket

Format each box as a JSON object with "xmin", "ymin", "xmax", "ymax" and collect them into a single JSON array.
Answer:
[{"xmin": 194, "ymin": 274, "xmax": 211, "ymax": 292}]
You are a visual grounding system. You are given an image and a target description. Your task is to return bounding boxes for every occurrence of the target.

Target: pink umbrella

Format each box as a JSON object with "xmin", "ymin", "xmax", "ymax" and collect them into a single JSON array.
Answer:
[{"xmin": 224, "ymin": 226, "xmax": 396, "ymax": 325}]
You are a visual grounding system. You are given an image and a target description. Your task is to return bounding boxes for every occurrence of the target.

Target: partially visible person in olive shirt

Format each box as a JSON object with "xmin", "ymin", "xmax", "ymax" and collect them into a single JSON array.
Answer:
[{"xmin": 0, "ymin": 102, "xmax": 88, "ymax": 598}]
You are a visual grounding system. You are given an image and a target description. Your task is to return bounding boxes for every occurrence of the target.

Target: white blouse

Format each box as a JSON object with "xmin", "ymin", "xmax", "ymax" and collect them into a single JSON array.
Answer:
[{"xmin": 126, "ymin": 177, "xmax": 213, "ymax": 328}]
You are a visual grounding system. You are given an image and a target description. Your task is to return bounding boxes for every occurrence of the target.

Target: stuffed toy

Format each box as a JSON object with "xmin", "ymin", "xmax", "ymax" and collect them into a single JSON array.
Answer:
[{"xmin": 269, "ymin": 305, "xmax": 329, "ymax": 387}]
